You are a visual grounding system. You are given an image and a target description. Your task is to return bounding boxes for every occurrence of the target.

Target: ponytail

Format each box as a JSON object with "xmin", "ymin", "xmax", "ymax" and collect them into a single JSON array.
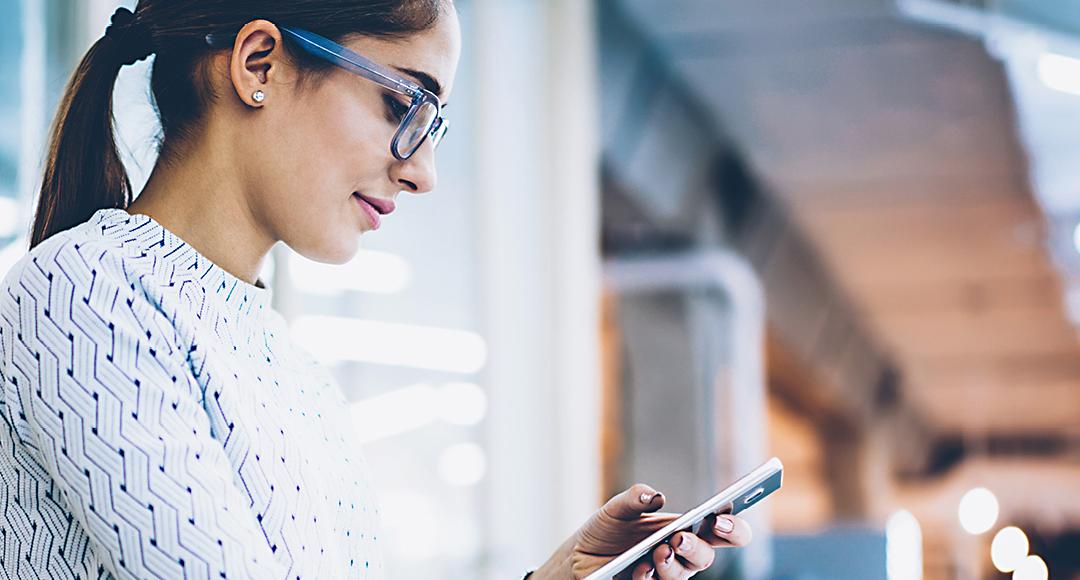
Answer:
[{"xmin": 30, "ymin": 7, "xmax": 152, "ymax": 249}]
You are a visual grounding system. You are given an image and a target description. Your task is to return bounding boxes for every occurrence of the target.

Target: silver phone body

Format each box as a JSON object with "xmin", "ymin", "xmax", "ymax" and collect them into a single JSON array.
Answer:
[{"xmin": 583, "ymin": 457, "xmax": 784, "ymax": 580}]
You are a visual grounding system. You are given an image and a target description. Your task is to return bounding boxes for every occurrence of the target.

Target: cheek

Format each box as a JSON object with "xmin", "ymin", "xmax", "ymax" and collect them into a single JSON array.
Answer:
[
  {"xmin": 285, "ymin": 88, "xmax": 391, "ymax": 191},
  {"xmin": 257, "ymin": 88, "xmax": 394, "ymax": 260}
]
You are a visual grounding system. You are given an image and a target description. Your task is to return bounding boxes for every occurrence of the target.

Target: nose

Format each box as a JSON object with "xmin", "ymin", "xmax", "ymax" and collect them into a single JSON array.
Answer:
[{"xmin": 390, "ymin": 140, "xmax": 438, "ymax": 194}]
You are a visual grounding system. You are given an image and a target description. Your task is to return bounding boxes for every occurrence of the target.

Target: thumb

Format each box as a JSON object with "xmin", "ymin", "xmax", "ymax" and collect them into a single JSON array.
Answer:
[{"xmin": 601, "ymin": 484, "xmax": 666, "ymax": 522}]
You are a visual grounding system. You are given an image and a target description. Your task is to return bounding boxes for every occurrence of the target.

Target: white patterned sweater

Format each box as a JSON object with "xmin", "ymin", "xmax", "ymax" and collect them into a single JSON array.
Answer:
[{"xmin": 0, "ymin": 208, "xmax": 383, "ymax": 579}]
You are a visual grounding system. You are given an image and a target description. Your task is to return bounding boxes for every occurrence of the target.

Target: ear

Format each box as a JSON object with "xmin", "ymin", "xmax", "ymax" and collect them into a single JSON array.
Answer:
[{"xmin": 229, "ymin": 19, "xmax": 284, "ymax": 108}]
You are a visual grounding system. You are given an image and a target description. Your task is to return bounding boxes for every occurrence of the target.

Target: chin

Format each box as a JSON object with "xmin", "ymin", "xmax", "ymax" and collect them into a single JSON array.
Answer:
[{"xmin": 292, "ymin": 232, "xmax": 361, "ymax": 266}]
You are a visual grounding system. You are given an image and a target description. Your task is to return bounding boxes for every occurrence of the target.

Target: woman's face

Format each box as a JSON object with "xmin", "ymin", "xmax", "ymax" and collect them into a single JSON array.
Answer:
[{"xmin": 243, "ymin": 9, "xmax": 461, "ymax": 265}]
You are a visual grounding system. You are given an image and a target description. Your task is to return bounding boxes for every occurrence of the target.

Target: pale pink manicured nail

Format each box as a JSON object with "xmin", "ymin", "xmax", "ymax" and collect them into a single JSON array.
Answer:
[
  {"xmin": 639, "ymin": 491, "xmax": 654, "ymax": 504},
  {"xmin": 677, "ymin": 534, "xmax": 693, "ymax": 553},
  {"xmin": 715, "ymin": 516, "xmax": 734, "ymax": 534},
  {"xmin": 644, "ymin": 568, "xmax": 655, "ymax": 578}
]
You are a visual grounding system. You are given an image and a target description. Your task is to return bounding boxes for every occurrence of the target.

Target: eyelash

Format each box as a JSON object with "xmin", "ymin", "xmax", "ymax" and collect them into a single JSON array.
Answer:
[{"xmin": 384, "ymin": 95, "xmax": 410, "ymax": 123}]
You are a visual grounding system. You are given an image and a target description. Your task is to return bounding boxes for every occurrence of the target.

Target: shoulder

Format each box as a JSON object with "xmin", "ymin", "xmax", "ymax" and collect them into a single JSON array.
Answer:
[
  {"xmin": 2, "ymin": 220, "xmax": 133, "ymax": 306},
  {"xmin": 0, "ymin": 215, "xmax": 195, "ymax": 342}
]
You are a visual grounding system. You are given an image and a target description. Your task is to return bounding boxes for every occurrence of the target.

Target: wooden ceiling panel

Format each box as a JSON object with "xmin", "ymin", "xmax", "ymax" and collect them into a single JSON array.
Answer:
[
  {"xmin": 778, "ymin": 173, "xmax": 1030, "ymax": 210},
  {"xmin": 795, "ymin": 195, "xmax": 1043, "ymax": 240},
  {"xmin": 910, "ymin": 353, "xmax": 1080, "ymax": 392},
  {"xmin": 811, "ymin": 239, "xmax": 1050, "ymax": 288},
  {"xmin": 872, "ymin": 307, "xmax": 1078, "ymax": 359},
  {"xmin": 850, "ymin": 275, "xmax": 1063, "ymax": 315},
  {"xmin": 797, "ymin": 196, "xmax": 1057, "ymax": 289},
  {"xmin": 907, "ymin": 381, "xmax": 1080, "ymax": 433}
]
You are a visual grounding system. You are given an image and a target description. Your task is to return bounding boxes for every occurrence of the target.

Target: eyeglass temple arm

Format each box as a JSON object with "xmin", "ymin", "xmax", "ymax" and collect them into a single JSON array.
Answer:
[
  {"xmin": 285, "ymin": 27, "xmax": 426, "ymax": 97},
  {"xmin": 204, "ymin": 28, "xmax": 427, "ymax": 101}
]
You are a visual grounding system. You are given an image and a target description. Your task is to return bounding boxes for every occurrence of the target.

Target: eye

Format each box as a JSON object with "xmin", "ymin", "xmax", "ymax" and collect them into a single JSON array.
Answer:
[{"xmin": 384, "ymin": 95, "xmax": 410, "ymax": 123}]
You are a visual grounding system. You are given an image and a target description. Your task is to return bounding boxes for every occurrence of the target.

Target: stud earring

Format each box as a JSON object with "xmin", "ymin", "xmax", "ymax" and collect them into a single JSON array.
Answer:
[{"xmin": 252, "ymin": 90, "xmax": 266, "ymax": 103}]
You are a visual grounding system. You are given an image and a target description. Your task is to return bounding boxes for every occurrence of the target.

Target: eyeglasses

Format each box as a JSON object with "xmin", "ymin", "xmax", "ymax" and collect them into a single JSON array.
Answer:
[{"xmin": 205, "ymin": 25, "xmax": 449, "ymax": 161}]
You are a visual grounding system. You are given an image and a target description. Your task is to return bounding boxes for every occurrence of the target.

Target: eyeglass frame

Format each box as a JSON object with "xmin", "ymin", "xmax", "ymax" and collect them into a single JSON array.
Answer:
[{"xmin": 205, "ymin": 25, "xmax": 449, "ymax": 161}]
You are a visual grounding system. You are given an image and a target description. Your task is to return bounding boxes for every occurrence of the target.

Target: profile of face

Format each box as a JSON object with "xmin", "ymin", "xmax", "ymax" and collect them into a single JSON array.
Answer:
[{"xmin": 213, "ymin": 8, "xmax": 461, "ymax": 265}]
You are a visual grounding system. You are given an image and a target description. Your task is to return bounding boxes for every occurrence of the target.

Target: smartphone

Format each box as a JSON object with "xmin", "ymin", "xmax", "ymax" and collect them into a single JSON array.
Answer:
[{"xmin": 583, "ymin": 457, "xmax": 784, "ymax": 580}]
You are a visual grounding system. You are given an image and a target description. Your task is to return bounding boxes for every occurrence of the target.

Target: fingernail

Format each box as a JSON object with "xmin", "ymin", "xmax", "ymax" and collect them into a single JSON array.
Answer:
[
  {"xmin": 640, "ymin": 490, "xmax": 663, "ymax": 505},
  {"xmin": 677, "ymin": 534, "xmax": 693, "ymax": 554},
  {"xmin": 644, "ymin": 568, "xmax": 655, "ymax": 578},
  {"xmin": 715, "ymin": 516, "xmax": 734, "ymax": 534},
  {"xmin": 663, "ymin": 548, "xmax": 674, "ymax": 565}
]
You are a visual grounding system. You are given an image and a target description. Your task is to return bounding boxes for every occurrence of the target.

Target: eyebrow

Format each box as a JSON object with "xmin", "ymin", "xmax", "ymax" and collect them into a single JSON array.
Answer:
[{"xmin": 394, "ymin": 66, "xmax": 444, "ymax": 99}]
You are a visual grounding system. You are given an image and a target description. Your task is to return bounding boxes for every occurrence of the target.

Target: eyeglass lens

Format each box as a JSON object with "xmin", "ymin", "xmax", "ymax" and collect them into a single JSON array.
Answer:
[{"xmin": 397, "ymin": 102, "xmax": 441, "ymax": 158}]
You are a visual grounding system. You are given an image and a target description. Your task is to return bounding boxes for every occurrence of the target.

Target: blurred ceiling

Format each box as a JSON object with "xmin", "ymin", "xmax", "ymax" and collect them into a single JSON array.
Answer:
[{"xmin": 615, "ymin": 0, "xmax": 1080, "ymax": 439}]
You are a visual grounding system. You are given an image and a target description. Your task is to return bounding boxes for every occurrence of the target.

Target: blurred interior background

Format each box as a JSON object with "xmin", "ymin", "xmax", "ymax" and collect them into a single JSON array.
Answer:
[{"xmin": 1, "ymin": 0, "xmax": 1078, "ymax": 578}]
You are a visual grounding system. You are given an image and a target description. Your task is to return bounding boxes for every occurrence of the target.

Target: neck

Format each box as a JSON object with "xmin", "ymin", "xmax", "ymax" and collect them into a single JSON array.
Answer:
[{"xmin": 126, "ymin": 130, "xmax": 274, "ymax": 286}]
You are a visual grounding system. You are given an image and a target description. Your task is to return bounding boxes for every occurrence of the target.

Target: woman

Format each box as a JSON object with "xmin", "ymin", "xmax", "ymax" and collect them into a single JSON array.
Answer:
[{"xmin": 0, "ymin": 1, "xmax": 751, "ymax": 578}]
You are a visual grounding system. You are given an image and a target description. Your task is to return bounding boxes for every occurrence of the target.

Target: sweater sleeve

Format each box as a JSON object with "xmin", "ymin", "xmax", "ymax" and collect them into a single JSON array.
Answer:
[{"xmin": 0, "ymin": 239, "xmax": 286, "ymax": 579}]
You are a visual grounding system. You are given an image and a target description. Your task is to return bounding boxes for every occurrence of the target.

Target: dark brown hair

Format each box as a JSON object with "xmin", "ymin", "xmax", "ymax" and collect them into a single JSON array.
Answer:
[{"xmin": 30, "ymin": 0, "xmax": 446, "ymax": 249}]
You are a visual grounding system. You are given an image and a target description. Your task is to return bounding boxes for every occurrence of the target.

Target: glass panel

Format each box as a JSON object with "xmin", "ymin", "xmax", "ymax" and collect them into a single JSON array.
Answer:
[
  {"xmin": 0, "ymin": 0, "xmax": 26, "ymax": 278},
  {"xmin": 0, "ymin": 0, "xmax": 79, "ymax": 281},
  {"xmin": 0, "ymin": 0, "xmax": 23, "ymax": 243},
  {"xmin": 994, "ymin": 0, "xmax": 1080, "ymax": 37}
]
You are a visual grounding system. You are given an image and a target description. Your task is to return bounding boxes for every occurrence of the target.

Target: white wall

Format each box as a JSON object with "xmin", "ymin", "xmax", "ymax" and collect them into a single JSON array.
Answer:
[{"xmin": 473, "ymin": 0, "xmax": 603, "ymax": 576}]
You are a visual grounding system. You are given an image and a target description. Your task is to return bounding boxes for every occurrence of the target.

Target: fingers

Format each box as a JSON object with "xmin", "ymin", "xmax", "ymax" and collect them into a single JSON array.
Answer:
[
  {"xmin": 630, "ymin": 561, "xmax": 656, "ymax": 579},
  {"xmin": 671, "ymin": 531, "xmax": 716, "ymax": 571},
  {"xmin": 601, "ymin": 483, "xmax": 666, "ymax": 521},
  {"xmin": 648, "ymin": 517, "xmax": 750, "ymax": 579},
  {"xmin": 646, "ymin": 533, "xmax": 716, "ymax": 579},
  {"xmin": 651, "ymin": 542, "xmax": 692, "ymax": 580},
  {"xmin": 698, "ymin": 514, "xmax": 753, "ymax": 548}
]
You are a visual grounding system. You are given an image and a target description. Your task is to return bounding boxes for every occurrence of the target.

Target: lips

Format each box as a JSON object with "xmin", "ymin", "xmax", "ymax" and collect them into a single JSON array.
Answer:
[
  {"xmin": 352, "ymin": 192, "xmax": 396, "ymax": 230},
  {"xmin": 354, "ymin": 193, "xmax": 396, "ymax": 216},
  {"xmin": 352, "ymin": 193, "xmax": 380, "ymax": 229}
]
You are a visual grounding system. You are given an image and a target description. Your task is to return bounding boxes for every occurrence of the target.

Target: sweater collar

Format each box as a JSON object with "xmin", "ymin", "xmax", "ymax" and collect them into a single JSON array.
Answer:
[{"xmin": 91, "ymin": 207, "xmax": 274, "ymax": 320}]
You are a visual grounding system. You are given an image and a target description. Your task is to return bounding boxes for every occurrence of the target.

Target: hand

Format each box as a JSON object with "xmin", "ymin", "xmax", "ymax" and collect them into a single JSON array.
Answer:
[{"xmin": 532, "ymin": 484, "xmax": 752, "ymax": 580}]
